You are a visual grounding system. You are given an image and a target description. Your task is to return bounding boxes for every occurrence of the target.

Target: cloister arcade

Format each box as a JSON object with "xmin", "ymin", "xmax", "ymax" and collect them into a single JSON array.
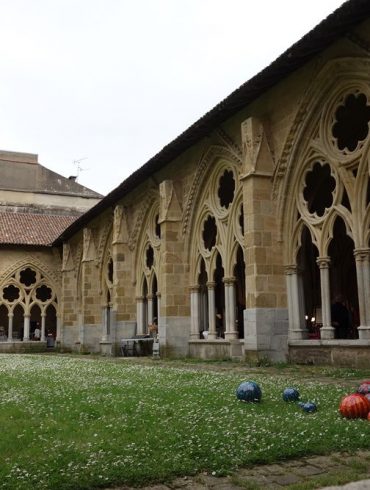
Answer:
[
  {"xmin": 281, "ymin": 62, "xmax": 370, "ymax": 343},
  {"xmin": 0, "ymin": 265, "xmax": 59, "ymax": 343}
]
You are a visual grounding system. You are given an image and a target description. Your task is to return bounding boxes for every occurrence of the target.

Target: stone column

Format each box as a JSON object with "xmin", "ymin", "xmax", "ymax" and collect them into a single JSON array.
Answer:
[
  {"xmin": 190, "ymin": 286, "xmax": 200, "ymax": 339},
  {"xmin": 317, "ymin": 257, "xmax": 334, "ymax": 339},
  {"xmin": 7, "ymin": 313, "xmax": 13, "ymax": 342},
  {"xmin": 41, "ymin": 313, "xmax": 46, "ymax": 342},
  {"xmin": 136, "ymin": 297, "xmax": 145, "ymax": 335},
  {"xmin": 56, "ymin": 315, "xmax": 62, "ymax": 344},
  {"xmin": 23, "ymin": 314, "xmax": 30, "ymax": 341},
  {"xmin": 101, "ymin": 307, "xmax": 110, "ymax": 342},
  {"xmin": 156, "ymin": 293, "xmax": 161, "ymax": 328},
  {"xmin": 224, "ymin": 277, "xmax": 238, "ymax": 340},
  {"xmin": 354, "ymin": 248, "xmax": 370, "ymax": 339},
  {"xmin": 285, "ymin": 265, "xmax": 307, "ymax": 340},
  {"xmin": 207, "ymin": 282, "xmax": 217, "ymax": 340},
  {"xmin": 147, "ymin": 295, "xmax": 154, "ymax": 326}
]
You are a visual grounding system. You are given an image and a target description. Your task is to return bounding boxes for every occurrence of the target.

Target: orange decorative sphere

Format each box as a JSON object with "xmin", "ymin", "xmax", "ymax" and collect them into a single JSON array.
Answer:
[{"xmin": 339, "ymin": 393, "xmax": 370, "ymax": 419}]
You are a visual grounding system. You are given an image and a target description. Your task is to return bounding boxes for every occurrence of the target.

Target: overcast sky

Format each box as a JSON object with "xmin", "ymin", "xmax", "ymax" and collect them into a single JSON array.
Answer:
[{"xmin": 0, "ymin": 0, "xmax": 345, "ymax": 196}]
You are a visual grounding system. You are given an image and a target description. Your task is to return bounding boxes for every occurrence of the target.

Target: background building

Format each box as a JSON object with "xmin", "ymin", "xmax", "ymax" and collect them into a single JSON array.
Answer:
[{"xmin": 0, "ymin": 150, "xmax": 102, "ymax": 351}]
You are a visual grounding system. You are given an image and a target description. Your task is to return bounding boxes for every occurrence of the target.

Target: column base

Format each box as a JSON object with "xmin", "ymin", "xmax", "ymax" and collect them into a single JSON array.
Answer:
[
  {"xmin": 224, "ymin": 331, "xmax": 238, "ymax": 341},
  {"xmin": 320, "ymin": 326, "xmax": 335, "ymax": 340},
  {"xmin": 190, "ymin": 333, "xmax": 200, "ymax": 340},
  {"xmin": 358, "ymin": 326, "xmax": 370, "ymax": 340},
  {"xmin": 288, "ymin": 329, "xmax": 308, "ymax": 341},
  {"xmin": 100, "ymin": 341, "xmax": 112, "ymax": 356},
  {"xmin": 207, "ymin": 332, "xmax": 217, "ymax": 340}
]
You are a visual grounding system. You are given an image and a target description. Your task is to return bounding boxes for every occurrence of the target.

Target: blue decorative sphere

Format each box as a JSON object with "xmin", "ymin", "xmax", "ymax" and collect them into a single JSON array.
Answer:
[
  {"xmin": 236, "ymin": 381, "xmax": 262, "ymax": 402},
  {"xmin": 298, "ymin": 401, "xmax": 317, "ymax": 413},
  {"xmin": 283, "ymin": 387, "xmax": 300, "ymax": 402}
]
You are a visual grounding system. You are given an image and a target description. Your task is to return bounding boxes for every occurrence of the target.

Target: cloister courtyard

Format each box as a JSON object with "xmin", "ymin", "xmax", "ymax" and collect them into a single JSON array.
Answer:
[{"xmin": 1, "ymin": 354, "xmax": 370, "ymax": 489}]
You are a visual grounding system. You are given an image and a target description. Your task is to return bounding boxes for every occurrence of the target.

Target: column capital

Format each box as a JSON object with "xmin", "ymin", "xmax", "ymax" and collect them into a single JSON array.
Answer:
[
  {"xmin": 135, "ymin": 296, "xmax": 145, "ymax": 302},
  {"xmin": 223, "ymin": 276, "xmax": 236, "ymax": 285},
  {"xmin": 189, "ymin": 285, "xmax": 200, "ymax": 293},
  {"xmin": 316, "ymin": 256, "xmax": 331, "ymax": 269},
  {"xmin": 147, "ymin": 294, "xmax": 154, "ymax": 300},
  {"xmin": 206, "ymin": 281, "xmax": 216, "ymax": 289},
  {"xmin": 354, "ymin": 248, "xmax": 370, "ymax": 261},
  {"xmin": 284, "ymin": 264, "xmax": 298, "ymax": 275}
]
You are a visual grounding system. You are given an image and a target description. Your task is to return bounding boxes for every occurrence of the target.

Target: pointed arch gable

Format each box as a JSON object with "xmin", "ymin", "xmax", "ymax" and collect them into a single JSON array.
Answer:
[
  {"xmin": 183, "ymin": 144, "xmax": 242, "ymax": 239},
  {"xmin": 273, "ymin": 57, "xmax": 370, "ymax": 245},
  {"xmin": 128, "ymin": 188, "xmax": 158, "ymax": 252},
  {"xmin": 0, "ymin": 256, "xmax": 61, "ymax": 292},
  {"xmin": 133, "ymin": 195, "xmax": 161, "ymax": 297}
]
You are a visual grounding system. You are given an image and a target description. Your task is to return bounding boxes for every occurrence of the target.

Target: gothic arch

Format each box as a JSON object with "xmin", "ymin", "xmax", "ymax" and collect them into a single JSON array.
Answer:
[
  {"xmin": 278, "ymin": 57, "xmax": 370, "ymax": 340},
  {"xmin": 183, "ymin": 144, "xmax": 242, "ymax": 240},
  {"xmin": 128, "ymin": 188, "xmax": 158, "ymax": 252},
  {"xmin": 273, "ymin": 56, "xmax": 370, "ymax": 252}
]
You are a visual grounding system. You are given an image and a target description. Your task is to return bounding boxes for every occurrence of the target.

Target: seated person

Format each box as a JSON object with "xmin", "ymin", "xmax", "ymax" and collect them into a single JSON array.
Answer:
[{"xmin": 148, "ymin": 318, "xmax": 158, "ymax": 337}]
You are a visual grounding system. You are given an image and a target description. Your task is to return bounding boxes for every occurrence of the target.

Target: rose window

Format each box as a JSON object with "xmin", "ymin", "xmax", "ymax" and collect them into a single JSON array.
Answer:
[
  {"xmin": 218, "ymin": 170, "xmax": 235, "ymax": 209},
  {"xmin": 20, "ymin": 268, "xmax": 37, "ymax": 286},
  {"xmin": 36, "ymin": 285, "xmax": 52, "ymax": 302},
  {"xmin": 146, "ymin": 245, "xmax": 154, "ymax": 269},
  {"xmin": 202, "ymin": 216, "xmax": 217, "ymax": 251},
  {"xmin": 303, "ymin": 162, "xmax": 336, "ymax": 217},
  {"xmin": 332, "ymin": 93, "xmax": 370, "ymax": 152},
  {"xmin": 3, "ymin": 285, "xmax": 20, "ymax": 302}
]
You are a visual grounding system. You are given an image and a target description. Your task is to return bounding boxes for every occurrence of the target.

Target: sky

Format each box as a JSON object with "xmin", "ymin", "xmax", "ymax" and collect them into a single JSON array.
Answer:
[{"xmin": 0, "ymin": 0, "xmax": 346, "ymax": 196}]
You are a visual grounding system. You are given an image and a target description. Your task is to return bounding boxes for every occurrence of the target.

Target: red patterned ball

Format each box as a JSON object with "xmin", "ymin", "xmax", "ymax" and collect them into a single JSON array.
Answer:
[
  {"xmin": 339, "ymin": 393, "xmax": 370, "ymax": 419},
  {"xmin": 357, "ymin": 381, "xmax": 370, "ymax": 395}
]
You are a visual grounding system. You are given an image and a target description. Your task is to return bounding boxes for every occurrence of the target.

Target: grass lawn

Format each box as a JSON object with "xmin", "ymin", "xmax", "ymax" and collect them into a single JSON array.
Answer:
[{"xmin": 0, "ymin": 355, "xmax": 370, "ymax": 489}]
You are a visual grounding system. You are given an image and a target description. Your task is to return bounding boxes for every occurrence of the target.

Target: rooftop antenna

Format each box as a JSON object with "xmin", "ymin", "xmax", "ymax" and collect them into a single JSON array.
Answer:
[{"xmin": 72, "ymin": 157, "xmax": 88, "ymax": 182}]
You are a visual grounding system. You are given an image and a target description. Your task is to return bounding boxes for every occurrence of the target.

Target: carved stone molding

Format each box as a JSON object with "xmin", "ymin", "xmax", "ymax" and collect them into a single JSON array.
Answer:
[
  {"xmin": 96, "ymin": 220, "xmax": 113, "ymax": 266},
  {"xmin": 183, "ymin": 144, "xmax": 242, "ymax": 237},
  {"xmin": 82, "ymin": 228, "xmax": 97, "ymax": 262},
  {"xmin": 215, "ymin": 128, "xmax": 243, "ymax": 164},
  {"xmin": 159, "ymin": 180, "xmax": 182, "ymax": 222},
  {"xmin": 241, "ymin": 117, "xmax": 274, "ymax": 178},
  {"xmin": 0, "ymin": 255, "xmax": 61, "ymax": 288},
  {"xmin": 128, "ymin": 190, "xmax": 157, "ymax": 251},
  {"xmin": 113, "ymin": 205, "xmax": 129, "ymax": 244},
  {"xmin": 62, "ymin": 243, "xmax": 75, "ymax": 272}
]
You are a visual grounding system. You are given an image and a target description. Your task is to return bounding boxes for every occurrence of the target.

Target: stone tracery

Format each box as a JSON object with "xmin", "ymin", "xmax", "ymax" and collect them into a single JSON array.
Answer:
[
  {"xmin": 188, "ymin": 157, "xmax": 245, "ymax": 341},
  {"xmin": 279, "ymin": 60, "xmax": 370, "ymax": 342},
  {"xmin": 0, "ymin": 265, "xmax": 59, "ymax": 342}
]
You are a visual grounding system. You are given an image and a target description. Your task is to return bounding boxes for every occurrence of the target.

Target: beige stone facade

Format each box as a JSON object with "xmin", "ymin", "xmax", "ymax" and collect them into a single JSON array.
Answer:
[
  {"xmin": 0, "ymin": 151, "xmax": 101, "ymax": 352},
  {"xmin": 1, "ymin": 2, "xmax": 370, "ymax": 366}
]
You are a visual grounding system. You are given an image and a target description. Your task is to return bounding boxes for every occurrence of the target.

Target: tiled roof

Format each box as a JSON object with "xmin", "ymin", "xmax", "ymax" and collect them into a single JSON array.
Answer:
[{"xmin": 0, "ymin": 212, "xmax": 78, "ymax": 246}]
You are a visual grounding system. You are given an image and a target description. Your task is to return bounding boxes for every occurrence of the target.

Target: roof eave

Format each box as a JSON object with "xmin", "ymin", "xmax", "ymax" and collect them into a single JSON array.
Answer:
[{"xmin": 53, "ymin": 0, "xmax": 370, "ymax": 246}]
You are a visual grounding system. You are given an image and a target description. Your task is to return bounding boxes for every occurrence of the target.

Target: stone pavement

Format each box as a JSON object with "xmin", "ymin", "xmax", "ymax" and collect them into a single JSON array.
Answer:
[{"xmin": 110, "ymin": 450, "xmax": 370, "ymax": 490}]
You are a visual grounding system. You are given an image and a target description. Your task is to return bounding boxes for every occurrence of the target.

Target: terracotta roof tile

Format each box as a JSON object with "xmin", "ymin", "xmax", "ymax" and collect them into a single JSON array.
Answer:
[{"xmin": 0, "ymin": 212, "xmax": 78, "ymax": 246}]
